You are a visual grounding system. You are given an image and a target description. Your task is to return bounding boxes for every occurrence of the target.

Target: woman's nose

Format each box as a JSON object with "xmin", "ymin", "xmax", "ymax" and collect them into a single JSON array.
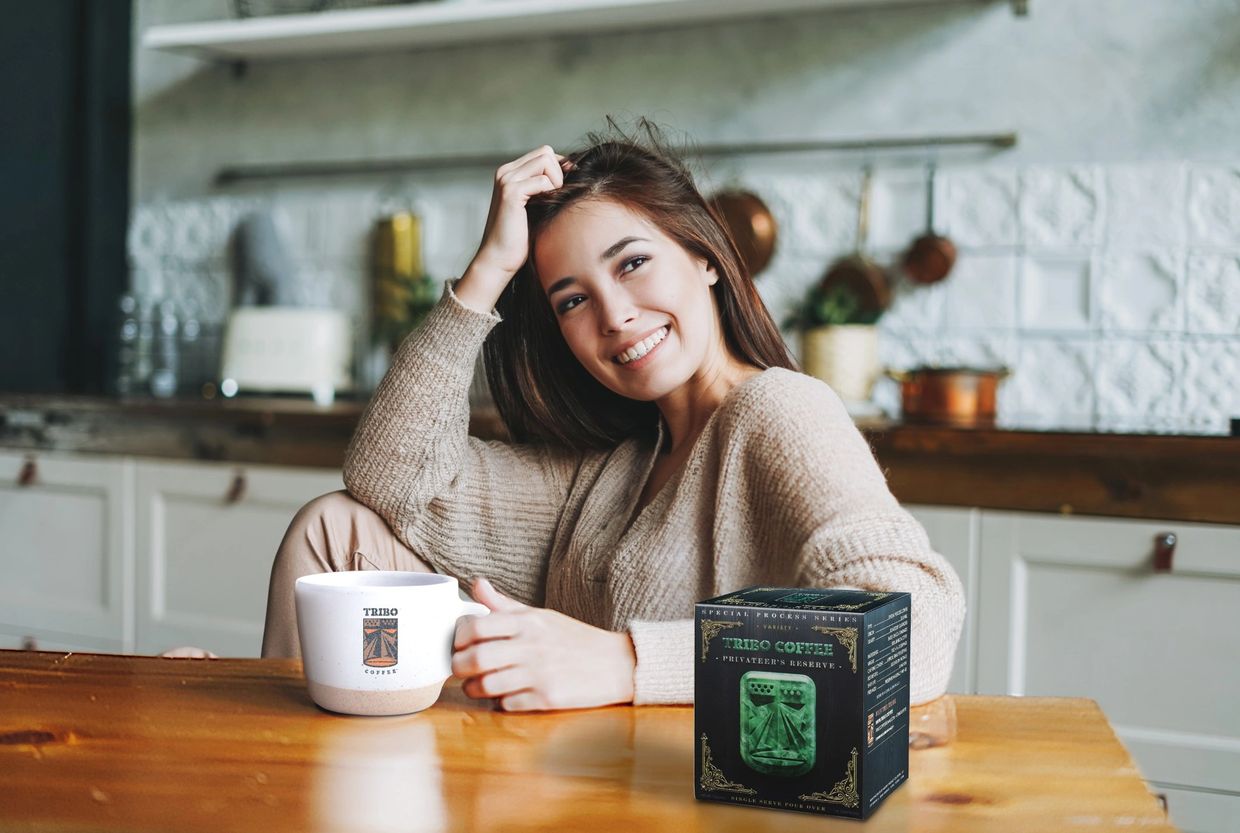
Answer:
[{"xmin": 596, "ymin": 290, "xmax": 637, "ymax": 334}]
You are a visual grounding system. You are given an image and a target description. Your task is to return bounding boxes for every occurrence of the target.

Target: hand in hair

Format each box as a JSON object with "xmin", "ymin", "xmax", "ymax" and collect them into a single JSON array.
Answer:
[
  {"xmin": 457, "ymin": 146, "xmax": 573, "ymax": 313},
  {"xmin": 450, "ymin": 578, "xmax": 637, "ymax": 711}
]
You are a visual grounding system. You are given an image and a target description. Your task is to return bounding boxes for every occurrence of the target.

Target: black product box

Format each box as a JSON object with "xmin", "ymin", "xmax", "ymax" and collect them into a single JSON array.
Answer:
[{"xmin": 694, "ymin": 586, "xmax": 911, "ymax": 820}]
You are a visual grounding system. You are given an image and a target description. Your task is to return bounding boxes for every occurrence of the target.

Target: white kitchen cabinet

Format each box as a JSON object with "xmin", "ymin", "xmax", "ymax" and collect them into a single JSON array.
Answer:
[
  {"xmin": 904, "ymin": 504, "xmax": 979, "ymax": 695},
  {"xmin": 977, "ymin": 510, "xmax": 1240, "ymax": 833},
  {"xmin": 0, "ymin": 451, "xmax": 133, "ymax": 652},
  {"xmin": 0, "ymin": 627, "xmax": 119, "ymax": 654},
  {"xmin": 133, "ymin": 459, "xmax": 342, "ymax": 658}
]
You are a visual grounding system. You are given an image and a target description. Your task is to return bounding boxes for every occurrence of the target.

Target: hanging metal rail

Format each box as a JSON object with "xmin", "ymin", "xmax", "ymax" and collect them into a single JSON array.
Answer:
[{"xmin": 213, "ymin": 130, "xmax": 1018, "ymax": 186}]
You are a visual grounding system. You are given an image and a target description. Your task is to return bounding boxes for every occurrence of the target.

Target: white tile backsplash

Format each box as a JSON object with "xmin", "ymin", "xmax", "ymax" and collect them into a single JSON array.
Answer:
[
  {"xmin": 129, "ymin": 159, "xmax": 1240, "ymax": 432},
  {"xmin": 938, "ymin": 253, "xmax": 1018, "ymax": 330},
  {"xmin": 1103, "ymin": 163, "xmax": 1188, "ymax": 250},
  {"xmin": 1020, "ymin": 165, "xmax": 1101, "ymax": 250},
  {"xmin": 1096, "ymin": 251, "xmax": 1183, "ymax": 333},
  {"xmin": 1003, "ymin": 337, "xmax": 1096, "ymax": 429},
  {"xmin": 1185, "ymin": 253, "xmax": 1240, "ymax": 335},
  {"xmin": 940, "ymin": 169, "xmax": 1020, "ymax": 248},
  {"xmin": 1095, "ymin": 338, "xmax": 1184, "ymax": 421},
  {"xmin": 1187, "ymin": 165, "xmax": 1240, "ymax": 249},
  {"xmin": 1019, "ymin": 255, "xmax": 1092, "ymax": 331}
]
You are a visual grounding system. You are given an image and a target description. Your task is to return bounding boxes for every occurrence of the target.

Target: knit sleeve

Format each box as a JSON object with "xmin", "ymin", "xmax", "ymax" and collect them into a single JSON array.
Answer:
[
  {"xmin": 342, "ymin": 281, "xmax": 582, "ymax": 606},
  {"xmin": 729, "ymin": 373, "xmax": 966, "ymax": 705},
  {"xmin": 628, "ymin": 619, "xmax": 694, "ymax": 705}
]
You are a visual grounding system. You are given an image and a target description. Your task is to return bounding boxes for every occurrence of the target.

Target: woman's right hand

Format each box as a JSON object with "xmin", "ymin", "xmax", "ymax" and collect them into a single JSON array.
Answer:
[{"xmin": 458, "ymin": 146, "xmax": 572, "ymax": 310}]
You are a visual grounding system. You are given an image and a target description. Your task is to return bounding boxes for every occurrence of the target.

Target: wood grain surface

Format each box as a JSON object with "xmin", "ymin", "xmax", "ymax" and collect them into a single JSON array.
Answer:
[{"xmin": 0, "ymin": 650, "xmax": 1175, "ymax": 832}]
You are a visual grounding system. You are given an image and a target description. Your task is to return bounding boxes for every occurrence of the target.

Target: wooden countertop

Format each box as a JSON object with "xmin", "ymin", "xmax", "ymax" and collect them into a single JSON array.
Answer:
[
  {"xmin": 2, "ymin": 393, "xmax": 1237, "ymax": 524},
  {"xmin": 0, "ymin": 651, "xmax": 1173, "ymax": 833}
]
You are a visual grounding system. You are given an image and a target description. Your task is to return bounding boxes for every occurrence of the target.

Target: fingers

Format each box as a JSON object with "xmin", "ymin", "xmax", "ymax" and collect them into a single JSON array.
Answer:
[
  {"xmin": 471, "ymin": 577, "xmax": 527, "ymax": 614},
  {"xmin": 454, "ymin": 609, "xmax": 521, "ymax": 650},
  {"xmin": 461, "ymin": 665, "xmax": 533, "ymax": 700},
  {"xmin": 451, "ymin": 635, "xmax": 520, "ymax": 678},
  {"xmin": 497, "ymin": 144, "xmax": 566, "ymax": 177},
  {"xmin": 496, "ymin": 146, "xmax": 571, "ymax": 192},
  {"xmin": 497, "ymin": 690, "xmax": 548, "ymax": 712},
  {"xmin": 159, "ymin": 646, "xmax": 218, "ymax": 659}
]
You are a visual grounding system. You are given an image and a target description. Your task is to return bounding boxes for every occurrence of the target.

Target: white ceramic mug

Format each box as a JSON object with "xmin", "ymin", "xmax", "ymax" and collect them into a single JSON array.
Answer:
[{"xmin": 294, "ymin": 571, "xmax": 488, "ymax": 716}]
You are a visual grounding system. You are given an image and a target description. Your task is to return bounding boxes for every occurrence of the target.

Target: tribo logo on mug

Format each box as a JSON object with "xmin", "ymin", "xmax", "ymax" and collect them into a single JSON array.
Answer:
[{"xmin": 363, "ymin": 607, "xmax": 399, "ymax": 670}]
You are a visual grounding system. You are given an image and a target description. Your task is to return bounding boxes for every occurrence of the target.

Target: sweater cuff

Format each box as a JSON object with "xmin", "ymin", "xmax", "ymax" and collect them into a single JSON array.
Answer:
[
  {"xmin": 628, "ymin": 619, "xmax": 694, "ymax": 706},
  {"xmin": 444, "ymin": 278, "xmax": 502, "ymax": 322}
]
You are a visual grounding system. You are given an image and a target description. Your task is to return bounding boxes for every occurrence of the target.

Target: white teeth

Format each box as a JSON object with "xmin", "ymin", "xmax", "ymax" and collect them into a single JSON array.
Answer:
[{"xmin": 616, "ymin": 327, "xmax": 667, "ymax": 365}]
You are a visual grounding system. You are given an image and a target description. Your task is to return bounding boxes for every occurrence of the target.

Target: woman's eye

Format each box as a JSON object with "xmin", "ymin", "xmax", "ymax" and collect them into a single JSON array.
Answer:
[
  {"xmin": 621, "ymin": 256, "xmax": 649, "ymax": 274},
  {"xmin": 557, "ymin": 295, "xmax": 585, "ymax": 315}
]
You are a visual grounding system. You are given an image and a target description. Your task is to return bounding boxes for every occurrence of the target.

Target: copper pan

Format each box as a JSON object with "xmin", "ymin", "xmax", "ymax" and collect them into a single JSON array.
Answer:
[
  {"xmin": 901, "ymin": 162, "xmax": 957, "ymax": 285},
  {"xmin": 818, "ymin": 167, "xmax": 892, "ymax": 317},
  {"xmin": 708, "ymin": 189, "xmax": 778, "ymax": 279},
  {"xmin": 885, "ymin": 366, "xmax": 1010, "ymax": 428}
]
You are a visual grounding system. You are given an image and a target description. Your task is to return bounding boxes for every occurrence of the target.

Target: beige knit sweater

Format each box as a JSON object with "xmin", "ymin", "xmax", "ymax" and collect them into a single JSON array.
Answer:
[{"xmin": 343, "ymin": 283, "xmax": 966, "ymax": 706}]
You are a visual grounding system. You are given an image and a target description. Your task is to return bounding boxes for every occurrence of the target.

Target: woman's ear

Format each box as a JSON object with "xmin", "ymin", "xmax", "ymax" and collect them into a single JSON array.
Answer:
[{"xmin": 702, "ymin": 260, "xmax": 719, "ymax": 286}]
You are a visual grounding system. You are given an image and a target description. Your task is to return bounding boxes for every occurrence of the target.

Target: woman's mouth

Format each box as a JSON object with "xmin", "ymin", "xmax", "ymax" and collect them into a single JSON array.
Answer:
[{"xmin": 612, "ymin": 326, "xmax": 669, "ymax": 369}]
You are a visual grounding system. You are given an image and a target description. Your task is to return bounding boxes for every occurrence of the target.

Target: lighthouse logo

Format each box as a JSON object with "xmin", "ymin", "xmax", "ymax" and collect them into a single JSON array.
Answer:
[{"xmin": 362, "ymin": 609, "xmax": 398, "ymax": 667}]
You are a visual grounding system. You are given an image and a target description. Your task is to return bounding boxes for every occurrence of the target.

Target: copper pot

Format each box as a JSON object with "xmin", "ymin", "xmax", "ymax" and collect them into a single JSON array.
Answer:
[
  {"xmin": 885, "ymin": 366, "xmax": 1010, "ymax": 427},
  {"xmin": 708, "ymin": 189, "xmax": 778, "ymax": 279}
]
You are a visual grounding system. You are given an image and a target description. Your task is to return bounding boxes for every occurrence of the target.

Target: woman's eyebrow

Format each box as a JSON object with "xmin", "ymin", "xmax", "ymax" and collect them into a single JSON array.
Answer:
[{"xmin": 546, "ymin": 236, "xmax": 650, "ymax": 297}]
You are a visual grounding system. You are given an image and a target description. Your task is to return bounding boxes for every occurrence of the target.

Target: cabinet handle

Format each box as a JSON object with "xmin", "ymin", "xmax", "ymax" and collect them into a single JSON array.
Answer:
[
  {"xmin": 225, "ymin": 471, "xmax": 247, "ymax": 505},
  {"xmin": 17, "ymin": 457, "xmax": 37, "ymax": 487},
  {"xmin": 1153, "ymin": 532, "xmax": 1176, "ymax": 573}
]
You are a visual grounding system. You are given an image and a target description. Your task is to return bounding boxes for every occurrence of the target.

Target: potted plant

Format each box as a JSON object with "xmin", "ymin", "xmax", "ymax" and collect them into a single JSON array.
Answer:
[{"xmin": 784, "ymin": 274, "xmax": 888, "ymax": 405}]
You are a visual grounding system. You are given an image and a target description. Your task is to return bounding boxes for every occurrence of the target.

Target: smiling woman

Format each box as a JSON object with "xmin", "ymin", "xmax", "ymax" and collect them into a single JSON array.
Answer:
[
  {"xmin": 485, "ymin": 127, "xmax": 795, "ymax": 450},
  {"xmin": 260, "ymin": 117, "xmax": 966, "ymax": 714}
]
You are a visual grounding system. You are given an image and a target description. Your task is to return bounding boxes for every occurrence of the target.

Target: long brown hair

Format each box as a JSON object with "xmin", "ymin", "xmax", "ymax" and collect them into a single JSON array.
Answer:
[{"xmin": 483, "ymin": 116, "xmax": 797, "ymax": 451}]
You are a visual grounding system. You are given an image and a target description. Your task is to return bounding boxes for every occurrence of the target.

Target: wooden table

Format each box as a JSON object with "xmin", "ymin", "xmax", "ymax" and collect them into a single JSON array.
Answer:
[{"xmin": 0, "ymin": 650, "xmax": 1175, "ymax": 832}]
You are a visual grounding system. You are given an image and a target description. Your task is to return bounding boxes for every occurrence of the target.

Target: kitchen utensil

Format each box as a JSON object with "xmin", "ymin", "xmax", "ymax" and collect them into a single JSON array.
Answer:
[
  {"xmin": 817, "ymin": 168, "xmax": 891, "ymax": 317},
  {"xmin": 885, "ymin": 366, "xmax": 1009, "ymax": 427},
  {"xmin": 233, "ymin": 211, "xmax": 298, "ymax": 307},
  {"xmin": 708, "ymin": 189, "xmax": 778, "ymax": 279},
  {"xmin": 901, "ymin": 163, "xmax": 956, "ymax": 285}
]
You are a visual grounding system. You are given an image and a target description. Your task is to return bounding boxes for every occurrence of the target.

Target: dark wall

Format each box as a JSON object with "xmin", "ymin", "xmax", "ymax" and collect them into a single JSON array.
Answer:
[{"xmin": 0, "ymin": 1, "xmax": 131, "ymax": 393}]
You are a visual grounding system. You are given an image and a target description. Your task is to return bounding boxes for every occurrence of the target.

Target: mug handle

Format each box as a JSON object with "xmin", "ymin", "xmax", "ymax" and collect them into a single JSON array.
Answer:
[{"xmin": 458, "ymin": 601, "xmax": 489, "ymax": 618}]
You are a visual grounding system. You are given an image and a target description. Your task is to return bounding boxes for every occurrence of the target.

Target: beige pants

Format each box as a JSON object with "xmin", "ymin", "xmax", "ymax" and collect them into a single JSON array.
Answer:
[{"xmin": 261, "ymin": 490, "xmax": 435, "ymax": 658}]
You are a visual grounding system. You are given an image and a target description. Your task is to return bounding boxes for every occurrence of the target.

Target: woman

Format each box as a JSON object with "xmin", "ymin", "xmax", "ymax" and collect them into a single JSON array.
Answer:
[{"xmin": 262, "ymin": 119, "xmax": 965, "ymax": 712}]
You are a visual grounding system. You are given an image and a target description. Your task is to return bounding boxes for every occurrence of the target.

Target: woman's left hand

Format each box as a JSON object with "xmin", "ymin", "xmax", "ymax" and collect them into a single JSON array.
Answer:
[{"xmin": 451, "ymin": 577, "xmax": 637, "ymax": 711}]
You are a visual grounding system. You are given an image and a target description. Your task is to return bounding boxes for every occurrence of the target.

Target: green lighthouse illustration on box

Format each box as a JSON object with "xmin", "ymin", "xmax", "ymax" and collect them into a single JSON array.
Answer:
[
  {"xmin": 695, "ymin": 586, "xmax": 911, "ymax": 820},
  {"xmin": 739, "ymin": 671, "xmax": 816, "ymax": 776}
]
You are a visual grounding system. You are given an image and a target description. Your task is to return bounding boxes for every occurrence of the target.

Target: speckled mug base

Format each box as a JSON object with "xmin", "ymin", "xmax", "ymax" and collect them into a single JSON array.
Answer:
[{"xmin": 308, "ymin": 679, "xmax": 445, "ymax": 716}]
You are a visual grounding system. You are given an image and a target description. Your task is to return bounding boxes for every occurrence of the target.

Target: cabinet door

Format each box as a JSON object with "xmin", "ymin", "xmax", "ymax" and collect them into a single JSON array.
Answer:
[
  {"xmin": 0, "ymin": 628, "xmax": 120, "ymax": 654},
  {"xmin": 905, "ymin": 504, "xmax": 978, "ymax": 694},
  {"xmin": 134, "ymin": 460, "xmax": 342, "ymax": 658},
  {"xmin": 977, "ymin": 511, "xmax": 1240, "ymax": 800},
  {"xmin": 0, "ymin": 452, "xmax": 132, "ymax": 652}
]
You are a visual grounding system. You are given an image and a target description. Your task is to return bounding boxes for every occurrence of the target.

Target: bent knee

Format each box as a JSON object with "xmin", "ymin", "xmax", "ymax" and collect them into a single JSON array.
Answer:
[{"xmin": 293, "ymin": 489, "xmax": 366, "ymax": 525}]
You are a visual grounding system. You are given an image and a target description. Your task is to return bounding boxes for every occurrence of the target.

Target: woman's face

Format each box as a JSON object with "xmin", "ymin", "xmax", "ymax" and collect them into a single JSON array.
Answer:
[{"xmin": 533, "ymin": 198, "xmax": 723, "ymax": 403}]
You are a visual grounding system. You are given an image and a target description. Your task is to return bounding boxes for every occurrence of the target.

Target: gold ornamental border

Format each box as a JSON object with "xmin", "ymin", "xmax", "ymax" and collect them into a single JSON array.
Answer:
[
  {"xmin": 700, "ymin": 734, "xmax": 756, "ymax": 795},
  {"xmin": 699, "ymin": 619, "xmax": 744, "ymax": 662},
  {"xmin": 799, "ymin": 746, "xmax": 859, "ymax": 808},
  {"xmin": 715, "ymin": 595, "xmax": 768, "ymax": 607},
  {"xmin": 810, "ymin": 625, "xmax": 859, "ymax": 672}
]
